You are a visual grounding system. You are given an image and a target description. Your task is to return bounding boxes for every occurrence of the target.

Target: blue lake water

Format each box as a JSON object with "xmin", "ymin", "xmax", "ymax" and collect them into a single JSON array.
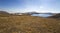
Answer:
[{"xmin": 31, "ymin": 14, "xmax": 53, "ymax": 17}]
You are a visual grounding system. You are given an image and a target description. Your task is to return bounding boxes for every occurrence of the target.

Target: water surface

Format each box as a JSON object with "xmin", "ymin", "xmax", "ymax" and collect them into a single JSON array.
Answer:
[{"xmin": 31, "ymin": 14, "xmax": 53, "ymax": 17}]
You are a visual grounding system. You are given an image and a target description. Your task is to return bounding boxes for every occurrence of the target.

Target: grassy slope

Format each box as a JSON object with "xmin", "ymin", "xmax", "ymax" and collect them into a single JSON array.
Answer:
[{"xmin": 0, "ymin": 15, "xmax": 60, "ymax": 33}]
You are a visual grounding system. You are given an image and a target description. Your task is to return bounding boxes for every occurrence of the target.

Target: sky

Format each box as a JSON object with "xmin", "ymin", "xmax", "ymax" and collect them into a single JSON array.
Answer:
[{"xmin": 0, "ymin": 0, "xmax": 60, "ymax": 13}]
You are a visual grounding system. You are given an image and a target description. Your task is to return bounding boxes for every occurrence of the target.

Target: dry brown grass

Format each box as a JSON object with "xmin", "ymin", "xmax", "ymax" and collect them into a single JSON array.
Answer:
[{"xmin": 0, "ymin": 15, "xmax": 60, "ymax": 33}]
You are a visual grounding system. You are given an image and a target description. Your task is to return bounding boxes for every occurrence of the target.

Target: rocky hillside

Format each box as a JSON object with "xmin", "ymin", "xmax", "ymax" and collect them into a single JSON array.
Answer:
[{"xmin": 48, "ymin": 13, "xmax": 60, "ymax": 19}]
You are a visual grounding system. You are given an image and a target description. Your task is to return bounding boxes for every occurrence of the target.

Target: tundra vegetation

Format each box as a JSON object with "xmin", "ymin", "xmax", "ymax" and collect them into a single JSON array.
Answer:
[{"xmin": 0, "ymin": 11, "xmax": 60, "ymax": 33}]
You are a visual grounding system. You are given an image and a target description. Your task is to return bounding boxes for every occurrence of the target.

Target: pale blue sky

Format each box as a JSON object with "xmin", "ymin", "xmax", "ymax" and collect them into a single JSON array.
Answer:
[{"xmin": 0, "ymin": 0, "xmax": 60, "ymax": 13}]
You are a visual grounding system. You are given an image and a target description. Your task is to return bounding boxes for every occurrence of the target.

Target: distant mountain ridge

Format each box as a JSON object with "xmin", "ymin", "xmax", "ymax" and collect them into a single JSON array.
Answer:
[
  {"xmin": 0, "ymin": 11, "xmax": 59, "ymax": 18},
  {"xmin": 0, "ymin": 11, "xmax": 9, "ymax": 14},
  {"xmin": 0, "ymin": 11, "xmax": 11, "ymax": 17}
]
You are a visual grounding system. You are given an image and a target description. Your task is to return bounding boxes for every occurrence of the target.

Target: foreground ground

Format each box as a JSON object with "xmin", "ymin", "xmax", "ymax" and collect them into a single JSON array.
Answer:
[{"xmin": 0, "ymin": 15, "xmax": 60, "ymax": 33}]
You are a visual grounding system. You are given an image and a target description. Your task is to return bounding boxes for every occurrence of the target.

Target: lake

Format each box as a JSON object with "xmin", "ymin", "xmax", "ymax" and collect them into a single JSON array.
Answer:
[{"xmin": 31, "ymin": 14, "xmax": 53, "ymax": 17}]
